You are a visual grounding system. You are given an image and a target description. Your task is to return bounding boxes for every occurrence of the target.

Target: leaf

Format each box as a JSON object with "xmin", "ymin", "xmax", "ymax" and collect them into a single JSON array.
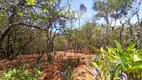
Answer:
[
  {"xmin": 133, "ymin": 60, "xmax": 142, "ymax": 67},
  {"xmin": 67, "ymin": 11, "xmax": 71, "ymax": 15},
  {"xmin": 133, "ymin": 54, "xmax": 140, "ymax": 61},
  {"xmin": 124, "ymin": 41, "xmax": 137, "ymax": 55},
  {"xmin": 53, "ymin": 0, "xmax": 56, "ymax": 2},
  {"xmin": 136, "ymin": 49, "xmax": 142, "ymax": 59},
  {"xmin": 108, "ymin": 47, "xmax": 115, "ymax": 54},
  {"xmin": 107, "ymin": 47, "xmax": 114, "ymax": 58},
  {"xmin": 128, "ymin": 60, "xmax": 142, "ymax": 72},
  {"xmin": 91, "ymin": 46, "xmax": 99, "ymax": 54},
  {"xmin": 92, "ymin": 61, "xmax": 99, "ymax": 68},
  {"xmin": 114, "ymin": 40, "xmax": 122, "ymax": 52},
  {"xmin": 26, "ymin": 0, "xmax": 35, "ymax": 5},
  {"xmin": 35, "ymin": 69, "xmax": 42, "ymax": 76},
  {"xmin": 118, "ymin": 52, "xmax": 128, "ymax": 70},
  {"xmin": 18, "ymin": 12, "xmax": 23, "ymax": 16},
  {"xmin": 100, "ymin": 47, "xmax": 105, "ymax": 59},
  {"xmin": 107, "ymin": 47, "xmax": 118, "ymax": 60},
  {"xmin": 0, "ymin": 13, "xmax": 4, "ymax": 17},
  {"xmin": 43, "ymin": 8, "xmax": 47, "ymax": 12}
]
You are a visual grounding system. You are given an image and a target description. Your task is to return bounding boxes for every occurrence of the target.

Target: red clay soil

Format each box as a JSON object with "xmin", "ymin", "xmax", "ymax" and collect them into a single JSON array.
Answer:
[{"xmin": 0, "ymin": 51, "xmax": 95, "ymax": 80}]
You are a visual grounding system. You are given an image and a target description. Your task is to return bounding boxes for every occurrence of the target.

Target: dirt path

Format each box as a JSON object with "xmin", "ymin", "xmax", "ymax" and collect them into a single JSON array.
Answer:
[
  {"xmin": 0, "ymin": 51, "xmax": 95, "ymax": 80},
  {"xmin": 55, "ymin": 51, "xmax": 95, "ymax": 80}
]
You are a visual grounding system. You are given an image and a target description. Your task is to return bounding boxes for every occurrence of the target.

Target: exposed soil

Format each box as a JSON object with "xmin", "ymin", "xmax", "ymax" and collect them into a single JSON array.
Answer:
[{"xmin": 0, "ymin": 51, "xmax": 95, "ymax": 80}]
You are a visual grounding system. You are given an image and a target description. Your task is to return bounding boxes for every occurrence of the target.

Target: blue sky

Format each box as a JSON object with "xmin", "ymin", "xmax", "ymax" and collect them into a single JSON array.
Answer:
[
  {"xmin": 71, "ymin": 0, "xmax": 95, "ymax": 19},
  {"xmin": 71, "ymin": 0, "xmax": 95, "ymax": 27},
  {"xmin": 71, "ymin": 0, "xmax": 142, "ymax": 27}
]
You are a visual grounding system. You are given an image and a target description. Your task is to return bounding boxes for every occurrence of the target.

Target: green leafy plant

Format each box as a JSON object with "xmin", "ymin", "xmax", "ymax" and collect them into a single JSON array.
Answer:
[
  {"xmin": 92, "ymin": 40, "xmax": 142, "ymax": 80},
  {"xmin": 26, "ymin": 0, "xmax": 35, "ymax": 5},
  {"xmin": 0, "ymin": 65, "xmax": 42, "ymax": 80}
]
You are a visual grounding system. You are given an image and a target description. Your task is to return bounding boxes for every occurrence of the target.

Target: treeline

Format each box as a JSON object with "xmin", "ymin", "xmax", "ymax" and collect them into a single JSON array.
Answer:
[
  {"xmin": 54, "ymin": 21, "xmax": 142, "ymax": 52},
  {"xmin": 0, "ymin": 0, "xmax": 142, "ymax": 60}
]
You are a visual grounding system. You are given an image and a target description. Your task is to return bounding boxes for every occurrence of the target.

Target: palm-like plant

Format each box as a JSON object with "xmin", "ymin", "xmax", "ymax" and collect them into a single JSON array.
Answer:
[{"xmin": 92, "ymin": 40, "xmax": 142, "ymax": 80}]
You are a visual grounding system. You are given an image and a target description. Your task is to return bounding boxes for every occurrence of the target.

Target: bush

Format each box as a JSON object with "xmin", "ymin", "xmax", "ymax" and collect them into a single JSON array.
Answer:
[
  {"xmin": 0, "ymin": 65, "xmax": 42, "ymax": 80},
  {"xmin": 92, "ymin": 40, "xmax": 142, "ymax": 80}
]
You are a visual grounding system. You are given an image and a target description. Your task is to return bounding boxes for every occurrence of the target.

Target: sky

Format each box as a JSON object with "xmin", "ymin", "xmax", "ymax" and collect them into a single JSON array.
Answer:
[
  {"xmin": 71, "ymin": 0, "xmax": 142, "ymax": 27},
  {"xmin": 71, "ymin": 0, "xmax": 95, "ymax": 27},
  {"xmin": 71, "ymin": 0, "xmax": 95, "ymax": 19}
]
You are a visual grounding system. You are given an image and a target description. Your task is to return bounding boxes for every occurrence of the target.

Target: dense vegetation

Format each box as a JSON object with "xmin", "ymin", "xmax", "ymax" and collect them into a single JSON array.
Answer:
[{"xmin": 0, "ymin": 0, "xmax": 142, "ymax": 80}]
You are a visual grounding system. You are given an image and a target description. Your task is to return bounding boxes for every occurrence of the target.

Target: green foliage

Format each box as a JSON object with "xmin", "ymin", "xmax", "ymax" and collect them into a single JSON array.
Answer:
[
  {"xmin": 26, "ymin": 0, "xmax": 35, "ymax": 5},
  {"xmin": 108, "ymin": 0, "xmax": 134, "ymax": 11},
  {"xmin": 54, "ymin": 35, "xmax": 68, "ymax": 51},
  {"xmin": 0, "ymin": 0, "xmax": 74, "ymax": 59},
  {"xmin": 0, "ymin": 65, "xmax": 42, "ymax": 80},
  {"xmin": 93, "ymin": 0, "xmax": 134, "ymax": 15},
  {"xmin": 92, "ymin": 40, "xmax": 142, "ymax": 80}
]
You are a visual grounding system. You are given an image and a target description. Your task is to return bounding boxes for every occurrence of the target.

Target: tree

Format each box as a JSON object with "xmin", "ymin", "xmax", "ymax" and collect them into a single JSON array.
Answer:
[
  {"xmin": 93, "ymin": 0, "xmax": 140, "ymax": 45},
  {"xmin": 78, "ymin": 4, "xmax": 87, "ymax": 27},
  {"xmin": 0, "ymin": 0, "xmax": 75, "ymax": 59}
]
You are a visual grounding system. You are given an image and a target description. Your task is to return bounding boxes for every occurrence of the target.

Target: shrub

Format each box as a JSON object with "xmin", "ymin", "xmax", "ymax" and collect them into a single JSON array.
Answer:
[
  {"xmin": 0, "ymin": 65, "xmax": 42, "ymax": 80},
  {"xmin": 92, "ymin": 40, "xmax": 142, "ymax": 80}
]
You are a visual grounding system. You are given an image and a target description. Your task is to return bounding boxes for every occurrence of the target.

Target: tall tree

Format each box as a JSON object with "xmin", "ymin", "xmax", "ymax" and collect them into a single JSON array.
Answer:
[{"xmin": 78, "ymin": 4, "xmax": 87, "ymax": 27}]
